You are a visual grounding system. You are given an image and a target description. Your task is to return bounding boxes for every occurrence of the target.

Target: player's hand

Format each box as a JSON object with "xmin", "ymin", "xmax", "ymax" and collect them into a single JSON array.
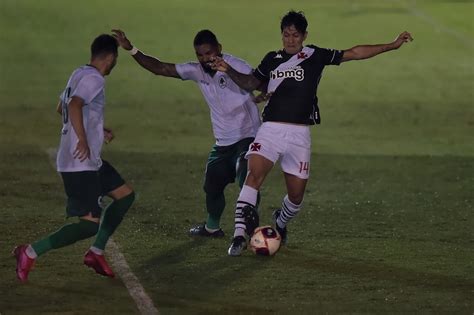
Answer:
[
  {"xmin": 112, "ymin": 29, "xmax": 133, "ymax": 51},
  {"xmin": 104, "ymin": 127, "xmax": 115, "ymax": 144},
  {"xmin": 253, "ymin": 92, "xmax": 273, "ymax": 103},
  {"xmin": 73, "ymin": 139, "xmax": 90, "ymax": 162},
  {"xmin": 392, "ymin": 31, "xmax": 413, "ymax": 49},
  {"xmin": 210, "ymin": 56, "xmax": 229, "ymax": 72}
]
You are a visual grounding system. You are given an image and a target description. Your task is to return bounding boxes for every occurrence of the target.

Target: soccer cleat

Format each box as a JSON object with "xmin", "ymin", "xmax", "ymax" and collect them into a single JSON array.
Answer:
[
  {"xmin": 227, "ymin": 236, "xmax": 247, "ymax": 256},
  {"xmin": 242, "ymin": 205, "xmax": 259, "ymax": 236},
  {"xmin": 189, "ymin": 223, "xmax": 225, "ymax": 237},
  {"xmin": 83, "ymin": 250, "xmax": 115, "ymax": 278},
  {"xmin": 13, "ymin": 245, "xmax": 36, "ymax": 282},
  {"xmin": 272, "ymin": 209, "xmax": 287, "ymax": 245}
]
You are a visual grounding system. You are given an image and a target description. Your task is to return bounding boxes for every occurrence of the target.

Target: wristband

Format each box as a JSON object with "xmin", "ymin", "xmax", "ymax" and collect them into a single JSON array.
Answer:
[{"xmin": 128, "ymin": 46, "xmax": 139, "ymax": 56}]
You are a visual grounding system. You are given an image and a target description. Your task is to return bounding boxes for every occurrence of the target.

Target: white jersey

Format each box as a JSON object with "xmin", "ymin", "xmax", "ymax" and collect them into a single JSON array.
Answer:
[
  {"xmin": 176, "ymin": 53, "xmax": 261, "ymax": 146},
  {"xmin": 56, "ymin": 65, "xmax": 105, "ymax": 172}
]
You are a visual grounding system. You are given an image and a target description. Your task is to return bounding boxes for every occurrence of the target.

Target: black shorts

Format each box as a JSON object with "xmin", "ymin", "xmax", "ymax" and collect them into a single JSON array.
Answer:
[
  {"xmin": 203, "ymin": 137, "xmax": 254, "ymax": 193},
  {"xmin": 60, "ymin": 160, "xmax": 125, "ymax": 218}
]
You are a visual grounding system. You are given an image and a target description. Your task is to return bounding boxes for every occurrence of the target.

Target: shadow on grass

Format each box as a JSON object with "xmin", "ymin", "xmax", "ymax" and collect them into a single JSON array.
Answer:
[{"xmin": 137, "ymin": 237, "xmax": 276, "ymax": 313}]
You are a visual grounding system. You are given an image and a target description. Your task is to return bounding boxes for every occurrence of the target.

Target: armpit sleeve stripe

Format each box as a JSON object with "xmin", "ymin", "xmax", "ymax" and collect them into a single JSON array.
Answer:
[
  {"xmin": 330, "ymin": 50, "xmax": 336, "ymax": 63},
  {"xmin": 256, "ymin": 67, "xmax": 267, "ymax": 77}
]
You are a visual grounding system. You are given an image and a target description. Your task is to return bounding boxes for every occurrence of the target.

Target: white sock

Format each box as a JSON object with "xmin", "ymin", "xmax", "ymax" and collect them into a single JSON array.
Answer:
[
  {"xmin": 276, "ymin": 195, "xmax": 302, "ymax": 228},
  {"xmin": 26, "ymin": 245, "xmax": 38, "ymax": 259},
  {"xmin": 90, "ymin": 246, "xmax": 104, "ymax": 255},
  {"xmin": 233, "ymin": 185, "xmax": 258, "ymax": 238}
]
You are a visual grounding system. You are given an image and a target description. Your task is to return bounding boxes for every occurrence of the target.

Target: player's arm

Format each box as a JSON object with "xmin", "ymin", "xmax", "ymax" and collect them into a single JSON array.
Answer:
[
  {"xmin": 68, "ymin": 96, "xmax": 90, "ymax": 162},
  {"xmin": 341, "ymin": 31, "xmax": 413, "ymax": 62},
  {"xmin": 253, "ymin": 80, "xmax": 272, "ymax": 103},
  {"xmin": 112, "ymin": 29, "xmax": 179, "ymax": 78},
  {"xmin": 211, "ymin": 56, "xmax": 261, "ymax": 92}
]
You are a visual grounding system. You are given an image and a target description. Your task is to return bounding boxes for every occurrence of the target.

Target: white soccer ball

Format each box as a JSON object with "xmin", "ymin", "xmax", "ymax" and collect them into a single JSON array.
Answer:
[{"xmin": 250, "ymin": 226, "xmax": 281, "ymax": 256}]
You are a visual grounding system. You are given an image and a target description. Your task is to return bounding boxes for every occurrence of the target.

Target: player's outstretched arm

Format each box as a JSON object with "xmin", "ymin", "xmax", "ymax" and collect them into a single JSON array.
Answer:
[
  {"xmin": 211, "ymin": 56, "xmax": 261, "ymax": 92},
  {"xmin": 112, "ymin": 29, "xmax": 180, "ymax": 78},
  {"xmin": 341, "ymin": 31, "xmax": 413, "ymax": 63}
]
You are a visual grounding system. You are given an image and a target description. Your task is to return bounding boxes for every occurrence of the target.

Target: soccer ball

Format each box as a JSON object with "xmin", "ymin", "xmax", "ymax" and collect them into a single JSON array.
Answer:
[{"xmin": 250, "ymin": 226, "xmax": 281, "ymax": 256}]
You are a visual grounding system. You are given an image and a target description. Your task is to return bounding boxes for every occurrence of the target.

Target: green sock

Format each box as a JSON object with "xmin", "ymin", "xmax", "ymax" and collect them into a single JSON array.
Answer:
[
  {"xmin": 93, "ymin": 192, "xmax": 135, "ymax": 250},
  {"xmin": 31, "ymin": 219, "xmax": 99, "ymax": 256},
  {"xmin": 206, "ymin": 191, "xmax": 225, "ymax": 229}
]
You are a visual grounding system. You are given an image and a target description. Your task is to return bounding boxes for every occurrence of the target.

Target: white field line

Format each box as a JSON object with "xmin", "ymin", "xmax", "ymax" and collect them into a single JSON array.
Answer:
[
  {"xmin": 45, "ymin": 148, "xmax": 159, "ymax": 315},
  {"xmin": 394, "ymin": 0, "xmax": 474, "ymax": 49}
]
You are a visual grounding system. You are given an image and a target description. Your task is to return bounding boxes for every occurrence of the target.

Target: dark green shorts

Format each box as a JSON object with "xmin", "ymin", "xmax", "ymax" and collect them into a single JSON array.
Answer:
[
  {"xmin": 60, "ymin": 160, "xmax": 125, "ymax": 218},
  {"xmin": 204, "ymin": 137, "xmax": 254, "ymax": 193}
]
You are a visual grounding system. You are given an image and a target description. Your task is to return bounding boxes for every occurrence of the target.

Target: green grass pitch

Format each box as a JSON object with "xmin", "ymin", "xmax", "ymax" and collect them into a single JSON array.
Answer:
[{"xmin": 1, "ymin": 0, "xmax": 473, "ymax": 313}]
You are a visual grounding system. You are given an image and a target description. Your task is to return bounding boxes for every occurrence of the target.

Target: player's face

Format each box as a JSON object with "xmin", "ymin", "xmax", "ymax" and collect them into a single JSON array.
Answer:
[
  {"xmin": 282, "ymin": 25, "xmax": 307, "ymax": 55},
  {"xmin": 195, "ymin": 43, "xmax": 221, "ymax": 73}
]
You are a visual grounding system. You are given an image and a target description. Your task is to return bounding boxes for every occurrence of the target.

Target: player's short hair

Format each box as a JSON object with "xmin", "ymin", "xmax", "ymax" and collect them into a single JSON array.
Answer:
[
  {"xmin": 193, "ymin": 30, "xmax": 219, "ymax": 47},
  {"xmin": 91, "ymin": 34, "xmax": 118, "ymax": 58},
  {"xmin": 281, "ymin": 10, "xmax": 308, "ymax": 34}
]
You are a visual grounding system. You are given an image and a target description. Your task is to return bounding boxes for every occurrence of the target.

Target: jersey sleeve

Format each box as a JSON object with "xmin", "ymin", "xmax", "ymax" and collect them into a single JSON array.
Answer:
[
  {"xmin": 317, "ymin": 47, "xmax": 344, "ymax": 66},
  {"xmin": 253, "ymin": 52, "xmax": 275, "ymax": 81},
  {"xmin": 72, "ymin": 74, "xmax": 104, "ymax": 105},
  {"xmin": 175, "ymin": 62, "xmax": 200, "ymax": 81},
  {"xmin": 229, "ymin": 58, "xmax": 253, "ymax": 75}
]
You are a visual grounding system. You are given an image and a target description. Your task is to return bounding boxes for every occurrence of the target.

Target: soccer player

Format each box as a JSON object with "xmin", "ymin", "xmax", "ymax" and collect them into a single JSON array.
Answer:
[
  {"xmin": 112, "ymin": 29, "xmax": 262, "ymax": 237},
  {"xmin": 13, "ymin": 34, "xmax": 135, "ymax": 281},
  {"xmin": 211, "ymin": 11, "xmax": 413, "ymax": 256}
]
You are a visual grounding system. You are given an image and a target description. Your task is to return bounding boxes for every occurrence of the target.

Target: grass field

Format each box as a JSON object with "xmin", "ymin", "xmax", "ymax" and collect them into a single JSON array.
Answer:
[{"xmin": 1, "ymin": 0, "xmax": 473, "ymax": 314}]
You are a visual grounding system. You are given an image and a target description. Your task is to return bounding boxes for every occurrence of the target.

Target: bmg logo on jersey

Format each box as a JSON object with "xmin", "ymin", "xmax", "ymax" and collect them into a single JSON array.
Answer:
[{"xmin": 270, "ymin": 66, "xmax": 305, "ymax": 82}]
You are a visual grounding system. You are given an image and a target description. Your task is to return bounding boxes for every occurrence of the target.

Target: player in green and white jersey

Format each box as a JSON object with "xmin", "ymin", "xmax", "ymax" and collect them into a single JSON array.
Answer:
[
  {"xmin": 112, "ymin": 29, "xmax": 262, "ymax": 237},
  {"xmin": 13, "ymin": 34, "xmax": 135, "ymax": 281}
]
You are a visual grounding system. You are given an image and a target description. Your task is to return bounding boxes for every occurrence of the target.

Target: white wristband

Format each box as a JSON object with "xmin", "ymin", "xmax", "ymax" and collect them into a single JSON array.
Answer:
[{"xmin": 128, "ymin": 46, "xmax": 139, "ymax": 56}]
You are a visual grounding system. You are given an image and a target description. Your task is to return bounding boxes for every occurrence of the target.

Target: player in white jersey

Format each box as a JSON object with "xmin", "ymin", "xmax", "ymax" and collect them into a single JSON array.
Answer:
[
  {"xmin": 13, "ymin": 34, "xmax": 135, "ymax": 281},
  {"xmin": 112, "ymin": 29, "xmax": 262, "ymax": 237},
  {"xmin": 212, "ymin": 11, "xmax": 413, "ymax": 256}
]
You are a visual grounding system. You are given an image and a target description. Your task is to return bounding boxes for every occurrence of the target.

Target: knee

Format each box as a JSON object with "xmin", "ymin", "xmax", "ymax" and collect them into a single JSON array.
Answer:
[
  {"xmin": 121, "ymin": 191, "xmax": 135, "ymax": 207},
  {"xmin": 79, "ymin": 219, "xmax": 100, "ymax": 237},
  {"xmin": 204, "ymin": 189, "xmax": 224, "ymax": 201}
]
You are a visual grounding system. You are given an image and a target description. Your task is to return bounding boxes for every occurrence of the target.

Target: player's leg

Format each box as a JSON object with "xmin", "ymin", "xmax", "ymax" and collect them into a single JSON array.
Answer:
[
  {"xmin": 228, "ymin": 154, "xmax": 274, "ymax": 256},
  {"xmin": 189, "ymin": 144, "xmax": 232, "ymax": 237},
  {"xmin": 235, "ymin": 138, "xmax": 261, "ymax": 208},
  {"xmin": 91, "ymin": 184, "xmax": 134, "ymax": 251},
  {"xmin": 273, "ymin": 124, "xmax": 311, "ymax": 244},
  {"xmin": 14, "ymin": 171, "xmax": 101, "ymax": 282},
  {"xmin": 228, "ymin": 124, "xmax": 283, "ymax": 256},
  {"xmin": 84, "ymin": 161, "xmax": 134, "ymax": 278},
  {"xmin": 273, "ymin": 173, "xmax": 307, "ymax": 244}
]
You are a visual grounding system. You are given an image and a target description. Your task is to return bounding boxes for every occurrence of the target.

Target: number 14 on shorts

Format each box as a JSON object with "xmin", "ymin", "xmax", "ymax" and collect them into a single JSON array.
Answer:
[{"xmin": 299, "ymin": 161, "xmax": 309, "ymax": 174}]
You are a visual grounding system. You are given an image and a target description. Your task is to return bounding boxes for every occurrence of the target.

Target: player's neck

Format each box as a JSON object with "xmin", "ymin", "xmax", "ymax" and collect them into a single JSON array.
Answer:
[{"xmin": 87, "ymin": 61, "xmax": 106, "ymax": 76}]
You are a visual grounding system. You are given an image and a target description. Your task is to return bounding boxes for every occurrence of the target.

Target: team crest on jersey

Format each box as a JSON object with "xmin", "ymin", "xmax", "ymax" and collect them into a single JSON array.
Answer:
[
  {"xmin": 218, "ymin": 76, "xmax": 227, "ymax": 88},
  {"xmin": 270, "ymin": 66, "xmax": 304, "ymax": 82},
  {"xmin": 297, "ymin": 52, "xmax": 308, "ymax": 59},
  {"xmin": 250, "ymin": 143, "xmax": 261, "ymax": 152}
]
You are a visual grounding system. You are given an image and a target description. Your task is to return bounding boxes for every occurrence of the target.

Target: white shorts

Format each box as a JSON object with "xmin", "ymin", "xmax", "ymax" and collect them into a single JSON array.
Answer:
[{"xmin": 245, "ymin": 122, "xmax": 311, "ymax": 179}]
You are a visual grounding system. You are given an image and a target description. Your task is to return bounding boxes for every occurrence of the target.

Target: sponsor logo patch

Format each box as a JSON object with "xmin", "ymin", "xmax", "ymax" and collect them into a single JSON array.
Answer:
[{"xmin": 270, "ymin": 66, "xmax": 304, "ymax": 81}]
